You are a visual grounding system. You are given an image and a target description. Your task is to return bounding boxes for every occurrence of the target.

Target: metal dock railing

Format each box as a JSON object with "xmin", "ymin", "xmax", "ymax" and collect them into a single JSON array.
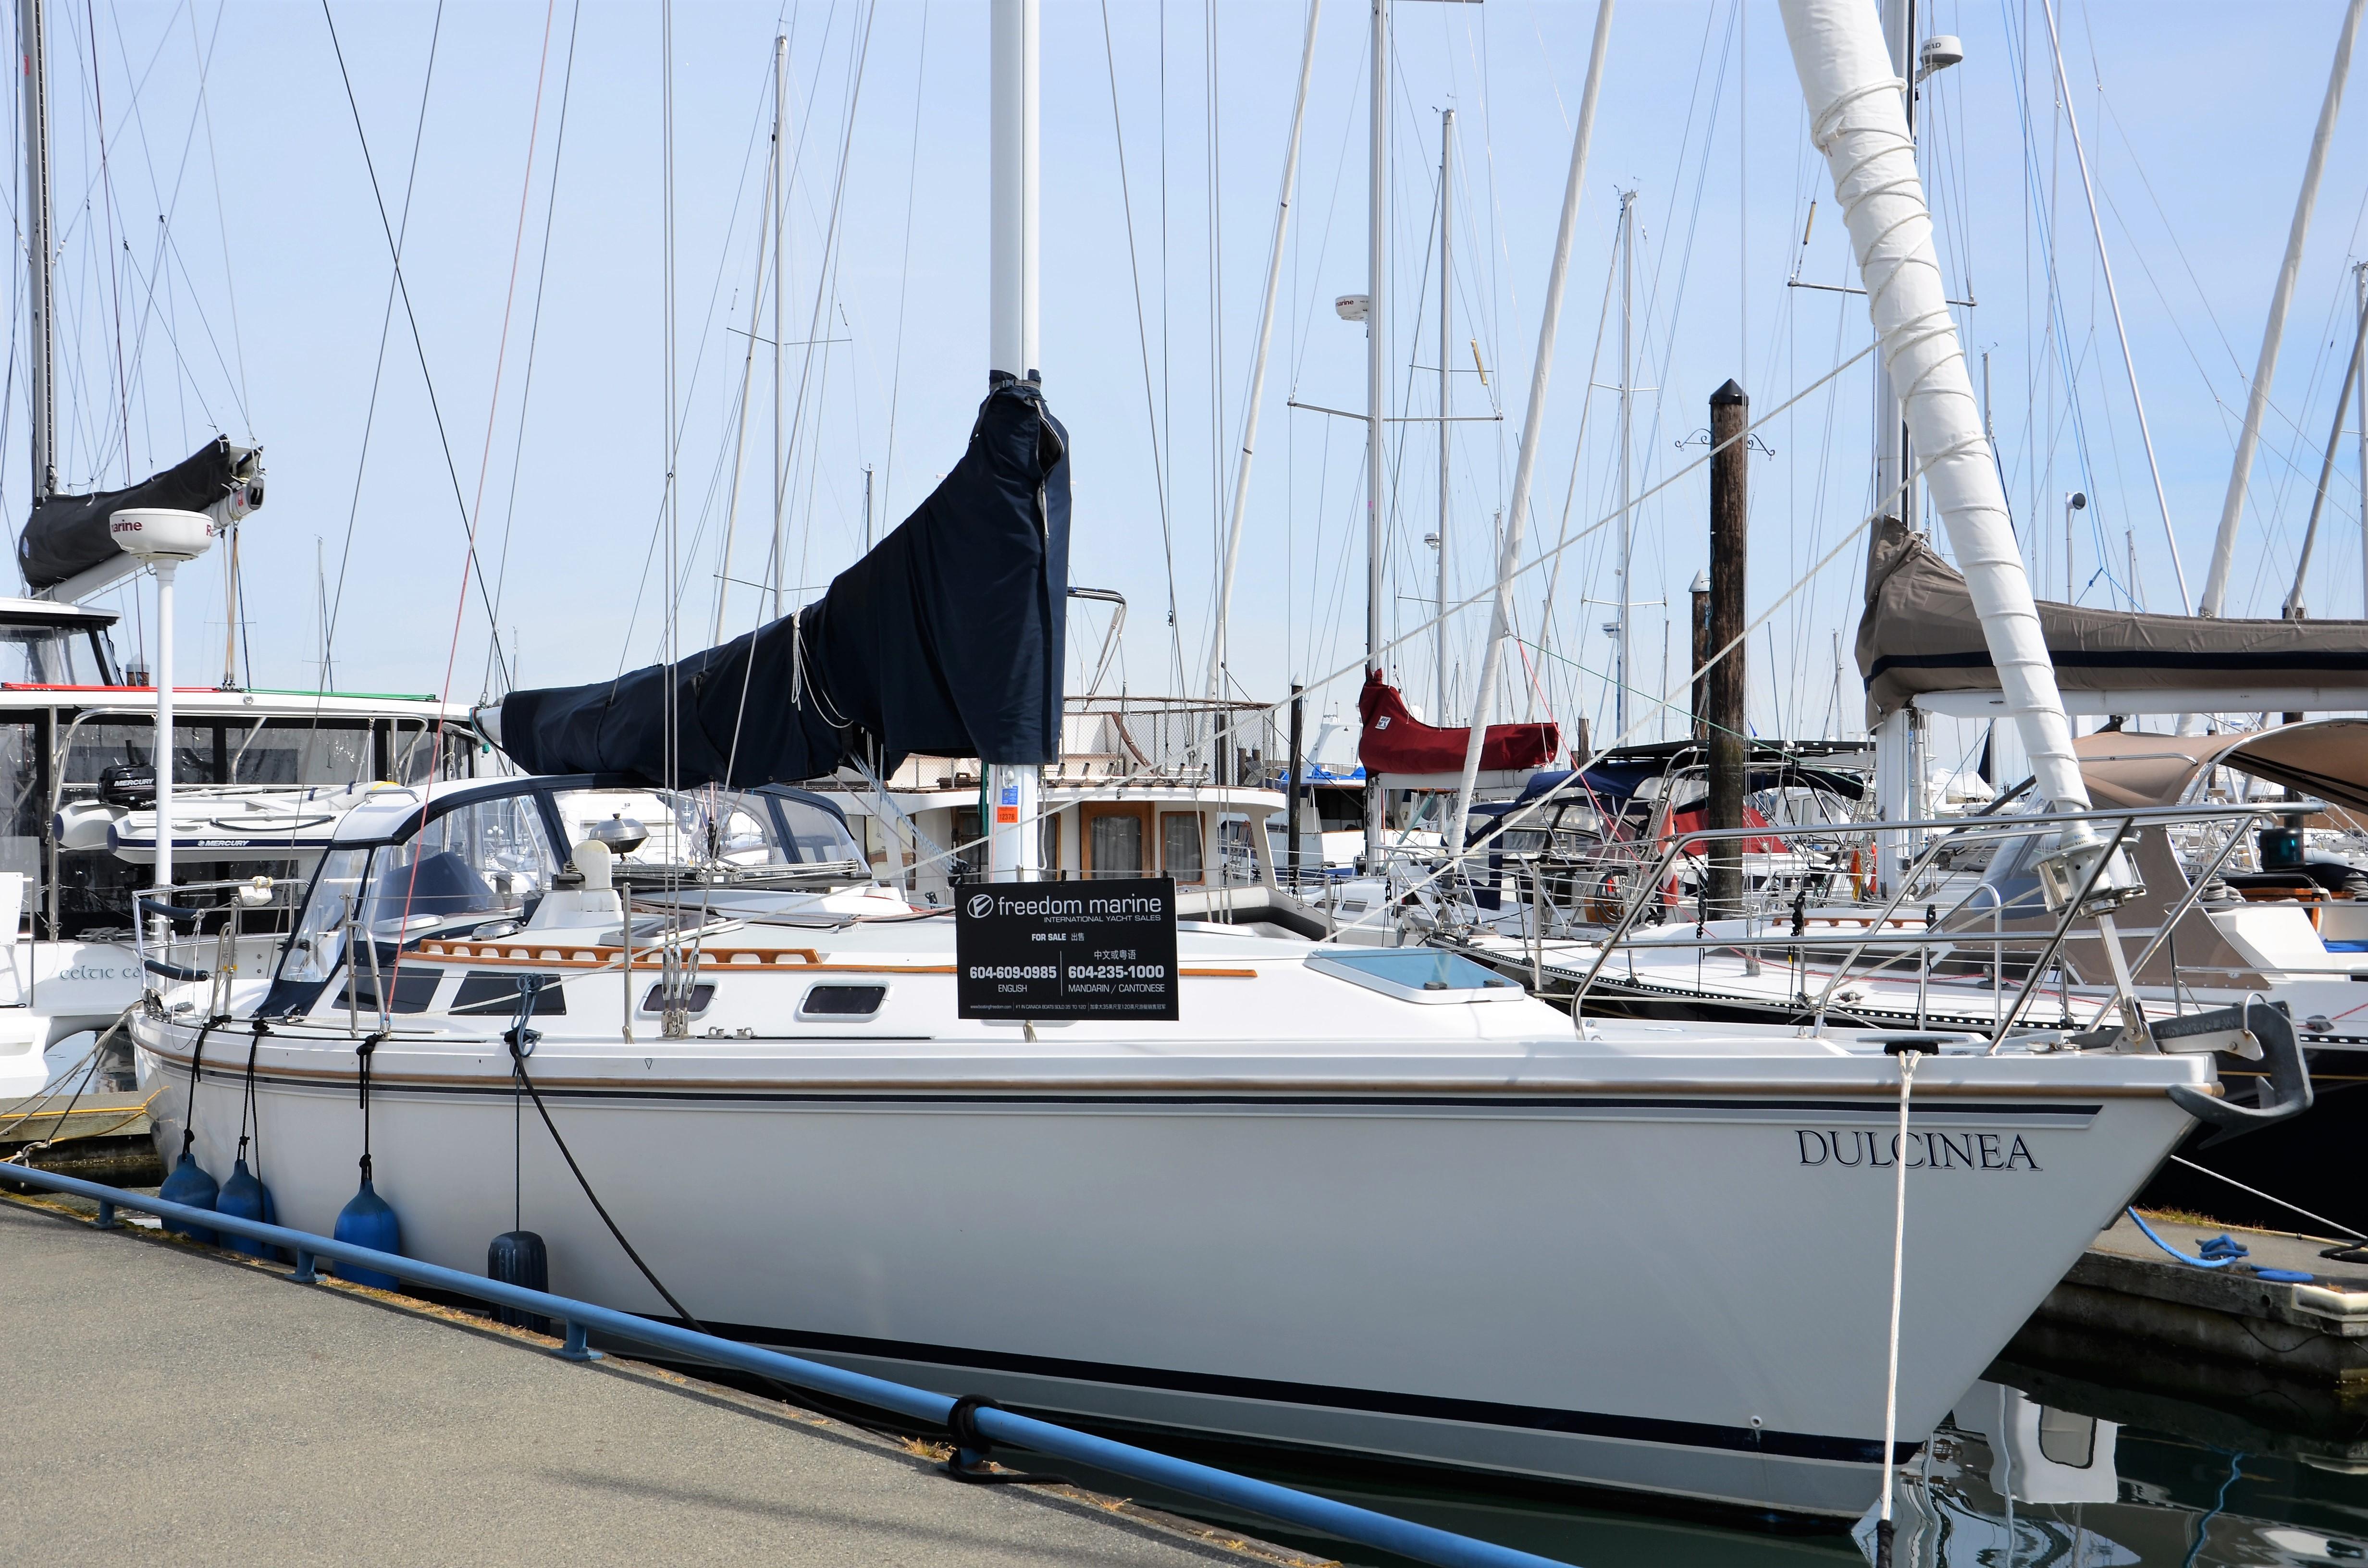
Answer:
[{"xmin": 0, "ymin": 1159, "xmax": 1575, "ymax": 1568}]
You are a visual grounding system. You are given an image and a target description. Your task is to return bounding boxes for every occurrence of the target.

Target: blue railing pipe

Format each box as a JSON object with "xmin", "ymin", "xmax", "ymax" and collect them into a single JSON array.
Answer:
[{"xmin": 2, "ymin": 1161, "xmax": 1577, "ymax": 1568}]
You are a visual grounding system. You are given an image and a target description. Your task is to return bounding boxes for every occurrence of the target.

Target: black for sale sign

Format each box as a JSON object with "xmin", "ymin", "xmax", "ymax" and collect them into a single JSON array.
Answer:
[{"xmin": 955, "ymin": 876, "xmax": 1179, "ymax": 1021}]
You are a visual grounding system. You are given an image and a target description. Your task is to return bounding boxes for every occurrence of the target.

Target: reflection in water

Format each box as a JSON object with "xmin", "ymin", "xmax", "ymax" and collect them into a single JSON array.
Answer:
[
  {"xmin": 1077, "ymin": 1375, "xmax": 2368, "ymax": 1568},
  {"xmin": 1863, "ymin": 1380, "xmax": 2368, "ymax": 1567}
]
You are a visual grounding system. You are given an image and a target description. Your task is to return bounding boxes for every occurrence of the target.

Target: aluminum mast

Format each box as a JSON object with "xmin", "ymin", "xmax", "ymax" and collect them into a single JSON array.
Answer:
[
  {"xmin": 1446, "ymin": 2, "xmax": 1615, "ymax": 863},
  {"xmin": 986, "ymin": 0, "xmax": 1043, "ymax": 882},
  {"xmin": 2202, "ymin": 0, "xmax": 2364, "ymax": 617},
  {"xmin": 1433, "ymin": 109, "xmax": 1455, "ymax": 723},
  {"xmin": 20, "ymin": 0, "xmax": 55, "ymax": 504},
  {"xmin": 1614, "ymin": 190, "xmax": 1634, "ymax": 738},
  {"xmin": 1207, "ymin": 0, "xmax": 1322, "ymax": 711},
  {"xmin": 1363, "ymin": 0, "xmax": 1389, "ymax": 868}
]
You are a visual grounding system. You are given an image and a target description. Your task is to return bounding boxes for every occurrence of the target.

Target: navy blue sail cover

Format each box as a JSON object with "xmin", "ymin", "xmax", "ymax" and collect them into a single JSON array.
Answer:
[
  {"xmin": 498, "ymin": 380, "xmax": 1069, "ymax": 785},
  {"xmin": 21, "ymin": 436, "xmax": 262, "ymax": 590}
]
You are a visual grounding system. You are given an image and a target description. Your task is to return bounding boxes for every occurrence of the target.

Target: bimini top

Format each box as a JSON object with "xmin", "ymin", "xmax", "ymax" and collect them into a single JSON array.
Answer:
[
  {"xmin": 2075, "ymin": 719, "xmax": 2368, "ymax": 815},
  {"xmin": 1855, "ymin": 517, "xmax": 2368, "ymax": 720}
]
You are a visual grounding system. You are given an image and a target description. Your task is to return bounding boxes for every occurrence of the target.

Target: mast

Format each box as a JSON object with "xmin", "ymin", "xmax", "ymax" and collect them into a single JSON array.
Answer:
[
  {"xmin": 1435, "ymin": 107, "xmax": 1453, "ymax": 724},
  {"xmin": 1780, "ymin": 0, "xmax": 2090, "ymax": 827},
  {"xmin": 770, "ymin": 33, "xmax": 788, "ymax": 620},
  {"xmin": 1869, "ymin": 0, "xmax": 1921, "ymax": 894},
  {"xmin": 716, "ymin": 42, "xmax": 783, "ymax": 645},
  {"xmin": 20, "ymin": 0, "xmax": 54, "ymax": 504},
  {"xmin": 1363, "ymin": 0, "xmax": 1389, "ymax": 867},
  {"xmin": 1207, "ymin": 0, "xmax": 1321, "ymax": 709},
  {"xmin": 1614, "ymin": 190, "xmax": 1633, "ymax": 739},
  {"xmin": 2036, "ymin": 0, "xmax": 2187, "ymax": 611},
  {"xmin": 1871, "ymin": 0, "xmax": 1909, "ymax": 537},
  {"xmin": 2203, "ymin": 0, "xmax": 2365, "ymax": 617},
  {"xmin": 2281, "ymin": 278, "xmax": 2368, "ymax": 618},
  {"xmin": 986, "ymin": 0, "xmax": 1042, "ymax": 882},
  {"xmin": 1445, "ymin": 0, "xmax": 1615, "ymax": 865}
]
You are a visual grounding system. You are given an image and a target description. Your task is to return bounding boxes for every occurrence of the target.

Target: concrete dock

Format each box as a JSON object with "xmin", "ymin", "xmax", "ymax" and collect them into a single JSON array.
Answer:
[
  {"xmin": 2005, "ymin": 1210, "xmax": 2368, "ymax": 1454},
  {"xmin": 0, "ymin": 1192, "xmax": 1325, "ymax": 1568}
]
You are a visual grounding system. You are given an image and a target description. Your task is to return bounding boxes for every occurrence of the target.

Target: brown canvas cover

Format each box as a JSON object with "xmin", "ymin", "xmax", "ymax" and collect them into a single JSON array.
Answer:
[
  {"xmin": 2076, "ymin": 718, "xmax": 2368, "ymax": 816},
  {"xmin": 1854, "ymin": 517, "xmax": 2368, "ymax": 722},
  {"xmin": 1976, "ymin": 719, "xmax": 2368, "ymax": 991}
]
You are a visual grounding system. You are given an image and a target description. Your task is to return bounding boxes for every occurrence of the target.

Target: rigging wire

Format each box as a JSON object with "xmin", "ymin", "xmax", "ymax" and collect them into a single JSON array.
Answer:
[
  {"xmin": 1098, "ymin": 0, "xmax": 1188, "ymax": 687},
  {"xmin": 484, "ymin": 0, "xmax": 585, "ymax": 699},
  {"xmin": 877, "ymin": 0, "xmax": 930, "ymax": 526},
  {"xmin": 768, "ymin": 0, "xmax": 876, "ymax": 639},
  {"xmin": 186, "ymin": 0, "xmax": 250, "ymax": 435},
  {"xmin": 320, "ymin": 0, "xmax": 509, "ymax": 682},
  {"xmin": 610, "ymin": 60, "xmax": 788, "ymax": 678},
  {"xmin": 321, "ymin": 0, "xmax": 447, "ymax": 691},
  {"xmin": 82, "ymin": 1, "xmax": 131, "ymax": 485},
  {"xmin": 455, "ymin": 0, "xmax": 562, "ymax": 709}
]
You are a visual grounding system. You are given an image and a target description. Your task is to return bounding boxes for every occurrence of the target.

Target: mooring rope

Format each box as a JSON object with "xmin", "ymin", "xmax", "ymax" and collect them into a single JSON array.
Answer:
[
  {"xmin": 1874, "ymin": 1046, "xmax": 1921, "ymax": 1568},
  {"xmin": 235, "ymin": 1020, "xmax": 271, "ymax": 1177},
  {"xmin": 503, "ymin": 978, "xmax": 706, "ymax": 1333},
  {"xmin": 355, "ymin": 1030, "xmax": 386, "ymax": 1183}
]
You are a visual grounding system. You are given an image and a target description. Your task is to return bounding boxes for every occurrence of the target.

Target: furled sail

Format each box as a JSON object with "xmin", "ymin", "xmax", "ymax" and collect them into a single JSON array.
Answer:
[
  {"xmin": 1357, "ymin": 671, "xmax": 1558, "ymax": 777},
  {"xmin": 1856, "ymin": 516, "xmax": 2368, "ymax": 720},
  {"xmin": 496, "ymin": 380, "xmax": 1070, "ymax": 787},
  {"xmin": 20, "ymin": 436, "xmax": 264, "ymax": 591}
]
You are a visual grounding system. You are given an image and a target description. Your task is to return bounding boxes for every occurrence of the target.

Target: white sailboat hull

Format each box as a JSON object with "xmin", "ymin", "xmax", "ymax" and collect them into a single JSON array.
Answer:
[{"xmin": 135, "ymin": 1012, "xmax": 2197, "ymax": 1518}]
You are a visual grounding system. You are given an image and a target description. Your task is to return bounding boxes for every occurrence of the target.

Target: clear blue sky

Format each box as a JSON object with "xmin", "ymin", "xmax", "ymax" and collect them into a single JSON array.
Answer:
[{"xmin": 13, "ymin": 0, "xmax": 2368, "ymax": 760}]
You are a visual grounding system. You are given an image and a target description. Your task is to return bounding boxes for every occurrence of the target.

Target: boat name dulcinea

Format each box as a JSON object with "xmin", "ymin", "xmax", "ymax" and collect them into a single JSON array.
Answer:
[{"xmin": 1795, "ymin": 1129, "xmax": 2041, "ymax": 1171}]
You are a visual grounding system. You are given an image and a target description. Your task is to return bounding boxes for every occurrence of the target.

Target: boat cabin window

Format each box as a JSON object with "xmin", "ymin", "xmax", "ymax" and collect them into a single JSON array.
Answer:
[
  {"xmin": 1088, "ymin": 808, "xmax": 1146, "ymax": 875},
  {"xmin": 0, "ymin": 721, "xmax": 37, "ymax": 883},
  {"xmin": 1312, "ymin": 790, "xmax": 1363, "ymax": 833},
  {"xmin": 799, "ymin": 983, "xmax": 887, "ymax": 1020},
  {"xmin": 360, "ymin": 795, "xmax": 558, "ymax": 935},
  {"xmin": 225, "ymin": 720, "xmax": 374, "ymax": 786},
  {"xmin": 1161, "ymin": 812, "xmax": 1204, "ymax": 884},
  {"xmin": 639, "ymin": 982, "xmax": 716, "ymax": 1016}
]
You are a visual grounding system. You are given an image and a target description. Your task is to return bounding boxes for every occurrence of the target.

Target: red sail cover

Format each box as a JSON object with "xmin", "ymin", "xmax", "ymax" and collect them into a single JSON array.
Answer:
[
  {"xmin": 1356, "ymin": 670, "xmax": 1559, "ymax": 776},
  {"xmin": 1664, "ymin": 803, "xmax": 1788, "ymax": 857}
]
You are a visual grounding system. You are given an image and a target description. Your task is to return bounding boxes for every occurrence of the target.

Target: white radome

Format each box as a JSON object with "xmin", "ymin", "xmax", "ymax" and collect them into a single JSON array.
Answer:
[{"xmin": 108, "ymin": 507, "xmax": 215, "ymax": 563}]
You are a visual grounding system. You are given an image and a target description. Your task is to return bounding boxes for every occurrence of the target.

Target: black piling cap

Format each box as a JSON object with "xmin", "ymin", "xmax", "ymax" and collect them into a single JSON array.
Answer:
[{"xmin": 1711, "ymin": 378, "xmax": 1748, "ymax": 407}]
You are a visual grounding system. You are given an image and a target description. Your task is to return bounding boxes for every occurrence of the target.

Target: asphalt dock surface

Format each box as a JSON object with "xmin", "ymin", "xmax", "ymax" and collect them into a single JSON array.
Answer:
[{"xmin": 0, "ymin": 1194, "xmax": 1317, "ymax": 1568}]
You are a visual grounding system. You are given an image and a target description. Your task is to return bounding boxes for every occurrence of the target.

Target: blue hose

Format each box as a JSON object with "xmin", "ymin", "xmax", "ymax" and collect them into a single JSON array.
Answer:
[{"xmin": 2126, "ymin": 1208, "xmax": 2245, "ymax": 1269}]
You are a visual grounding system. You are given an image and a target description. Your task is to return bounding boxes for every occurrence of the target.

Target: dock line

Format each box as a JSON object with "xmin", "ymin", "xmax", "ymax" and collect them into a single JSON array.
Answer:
[
  {"xmin": 2124, "ymin": 1208, "xmax": 2245, "ymax": 1270},
  {"xmin": 1, "ymin": 1159, "xmax": 1574, "ymax": 1568}
]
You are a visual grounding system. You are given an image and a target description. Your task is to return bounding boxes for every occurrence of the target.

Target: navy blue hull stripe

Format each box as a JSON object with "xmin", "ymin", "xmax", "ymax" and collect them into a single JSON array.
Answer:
[
  {"xmin": 175, "ymin": 1066, "xmax": 2099, "ymax": 1119},
  {"xmin": 703, "ymin": 1321, "xmax": 1908, "ymax": 1467}
]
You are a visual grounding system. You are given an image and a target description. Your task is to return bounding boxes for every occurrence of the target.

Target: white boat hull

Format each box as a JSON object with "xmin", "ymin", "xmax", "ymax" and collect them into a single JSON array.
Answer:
[{"xmin": 135, "ymin": 1015, "xmax": 2197, "ymax": 1518}]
